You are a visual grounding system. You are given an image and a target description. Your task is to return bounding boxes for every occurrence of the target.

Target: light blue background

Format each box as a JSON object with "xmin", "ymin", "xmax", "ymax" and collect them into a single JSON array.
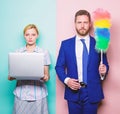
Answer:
[{"xmin": 0, "ymin": 0, "xmax": 56, "ymax": 114}]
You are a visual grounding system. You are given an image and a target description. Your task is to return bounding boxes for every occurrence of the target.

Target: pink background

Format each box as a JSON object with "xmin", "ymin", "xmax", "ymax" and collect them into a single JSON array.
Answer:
[{"xmin": 56, "ymin": 0, "xmax": 120, "ymax": 114}]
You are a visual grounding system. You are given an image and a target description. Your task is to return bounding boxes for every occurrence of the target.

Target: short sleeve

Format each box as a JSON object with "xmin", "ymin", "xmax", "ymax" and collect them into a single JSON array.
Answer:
[{"xmin": 44, "ymin": 49, "xmax": 51, "ymax": 65}]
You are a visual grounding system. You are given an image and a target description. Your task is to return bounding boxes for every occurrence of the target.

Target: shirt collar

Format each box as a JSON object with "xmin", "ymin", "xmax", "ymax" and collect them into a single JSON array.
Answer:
[
  {"xmin": 76, "ymin": 35, "xmax": 89, "ymax": 41},
  {"xmin": 76, "ymin": 35, "xmax": 90, "ymax": 42},
  {"xmin": 22, "ymin": 45, "xmax": 39, "ymax": 52}
]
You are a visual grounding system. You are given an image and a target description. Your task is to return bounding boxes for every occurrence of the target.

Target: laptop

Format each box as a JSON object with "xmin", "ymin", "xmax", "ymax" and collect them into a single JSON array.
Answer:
[{"xmin": 8, "ymin": 52, "xmax": 44, "ymax": 80}]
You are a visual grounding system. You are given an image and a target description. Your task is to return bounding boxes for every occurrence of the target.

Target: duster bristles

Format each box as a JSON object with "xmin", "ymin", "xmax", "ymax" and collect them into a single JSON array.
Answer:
[{"xmin": 92, "ymin": 8, "xmax": 111, "ymax": 52}]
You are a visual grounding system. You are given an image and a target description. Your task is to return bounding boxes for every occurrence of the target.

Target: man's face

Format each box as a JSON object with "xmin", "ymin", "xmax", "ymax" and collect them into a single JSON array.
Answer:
[{"xmin": 75, "ymin": 15, "xmax": 91, "ymax": 37}]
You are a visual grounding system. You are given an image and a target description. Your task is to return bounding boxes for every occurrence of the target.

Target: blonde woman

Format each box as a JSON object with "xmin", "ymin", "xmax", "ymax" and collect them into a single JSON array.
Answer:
[{"xmin": 8, "ymin": 24, "xmax": 51, "ymax": 114}]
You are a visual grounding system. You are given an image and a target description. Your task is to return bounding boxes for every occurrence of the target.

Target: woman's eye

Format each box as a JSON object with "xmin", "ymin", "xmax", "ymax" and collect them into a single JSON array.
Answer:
[
  {"xmin": 32, "ymin": 34, "xmax": 36, "ymax": 36},
  {"xmin": 25, "ymin": 34, "xmax": 29, "ymax": 36}
]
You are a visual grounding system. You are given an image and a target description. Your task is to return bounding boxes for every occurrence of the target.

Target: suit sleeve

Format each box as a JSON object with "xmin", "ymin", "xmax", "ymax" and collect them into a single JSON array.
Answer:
[
  {"xmin": 55, "ymin": 42, "xmax": 67, "ymax": 84},
  {"xmin": 102, "ymin": 52, "xmax": 109, "ymax": 79}
]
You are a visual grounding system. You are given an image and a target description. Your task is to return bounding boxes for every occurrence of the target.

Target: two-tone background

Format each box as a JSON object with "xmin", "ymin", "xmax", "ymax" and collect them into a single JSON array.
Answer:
[{"xmin": 0, "ymin": 0, "xmax": 120, "ymax": 114}]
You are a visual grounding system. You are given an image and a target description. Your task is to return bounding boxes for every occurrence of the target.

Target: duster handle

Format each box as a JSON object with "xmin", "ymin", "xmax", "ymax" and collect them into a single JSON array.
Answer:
[
  {"xmin": 101, "ymin": 50, "xmax": 103, "ymax": 64},
  {"xmin": 100, "ymin": 50, "xmax": 104, "ymax": 80}
]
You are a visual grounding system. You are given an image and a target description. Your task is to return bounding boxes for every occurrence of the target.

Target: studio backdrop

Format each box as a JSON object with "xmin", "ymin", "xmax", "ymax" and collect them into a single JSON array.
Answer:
[{"xmin": 0, "ymin": 0, "xmax": 56, "ymax": 114}]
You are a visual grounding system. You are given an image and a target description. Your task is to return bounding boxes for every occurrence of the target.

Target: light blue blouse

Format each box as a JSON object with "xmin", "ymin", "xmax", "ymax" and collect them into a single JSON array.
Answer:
[{"xmin": 13, "ymin": 46, "xmax": 51, "ymax": 101}]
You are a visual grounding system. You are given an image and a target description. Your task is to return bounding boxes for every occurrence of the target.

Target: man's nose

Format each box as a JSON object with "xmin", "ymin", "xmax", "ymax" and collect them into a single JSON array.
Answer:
[{"xmin": 81, "ymin": 23, "xmax": 84, "ymax": 27}]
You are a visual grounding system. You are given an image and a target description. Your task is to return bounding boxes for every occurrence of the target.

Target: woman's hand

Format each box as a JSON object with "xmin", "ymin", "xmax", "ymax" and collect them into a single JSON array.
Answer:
[
  {"xmin": 42, "ymin": 65, "xmax": 50, "ymax": 82},
  {"xmin": 8, "ymin": 76, "xmax": 16, "ymax": 81},
  {"xmin": 42, "ymin": 75, "xmax": 49, "ymax": 82}
]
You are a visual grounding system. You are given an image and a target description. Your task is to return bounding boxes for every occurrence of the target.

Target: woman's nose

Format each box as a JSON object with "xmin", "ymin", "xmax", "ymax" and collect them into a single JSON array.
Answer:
[{"xmin": 29, "ymin": 35, "xmax": 32, "ymax": 39}]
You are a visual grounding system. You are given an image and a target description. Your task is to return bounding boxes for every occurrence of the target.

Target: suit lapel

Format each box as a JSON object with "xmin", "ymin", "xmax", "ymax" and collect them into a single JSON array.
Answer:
[
  {"xmin": 68, "ymin": 36, "xmax": 95, "ymax": 66},
  {"xmin": 69, "ymin": 37, "xmax": 77, "ymax": 64},
  {"xmin": 87, "ymin": 36, "xmax": 95, "ymax": 66}
]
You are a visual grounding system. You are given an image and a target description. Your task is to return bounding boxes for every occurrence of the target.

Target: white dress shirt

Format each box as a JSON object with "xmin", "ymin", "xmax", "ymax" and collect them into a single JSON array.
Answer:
[
  {"xmin": 64, "ymin": 35, "xmax": 90, "ymax": 84},
  {"xmin": 76, "ymin": 35, "xmax": 90, "ymax": 82}
]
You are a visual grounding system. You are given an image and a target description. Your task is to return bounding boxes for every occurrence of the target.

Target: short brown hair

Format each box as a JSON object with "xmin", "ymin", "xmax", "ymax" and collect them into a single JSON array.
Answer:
[
  {"xmin": 23, "ymin": 24, "xmax": 39, "ymax": 35},
  {"xmin": 75, "ymin": 10, "xmax": 91, "ymax": 22}
]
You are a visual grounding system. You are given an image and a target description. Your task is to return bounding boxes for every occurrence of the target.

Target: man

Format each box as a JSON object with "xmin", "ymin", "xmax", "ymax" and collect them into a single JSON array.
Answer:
[{"xmin": 55, "ymin": 10, "xmax": 109, "ymax": 114}]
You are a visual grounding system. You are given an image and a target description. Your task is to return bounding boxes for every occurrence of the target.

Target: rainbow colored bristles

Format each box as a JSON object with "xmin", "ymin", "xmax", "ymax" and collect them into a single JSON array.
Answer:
[{"xmin": 92, "ymin": 8, "xmax": 111, "ymax": 52}]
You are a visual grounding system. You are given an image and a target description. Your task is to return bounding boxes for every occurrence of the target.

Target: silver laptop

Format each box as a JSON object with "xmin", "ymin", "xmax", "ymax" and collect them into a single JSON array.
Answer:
[{"xmin": 8, "ymin": 52, "xmax": 44, "ymax": 80}]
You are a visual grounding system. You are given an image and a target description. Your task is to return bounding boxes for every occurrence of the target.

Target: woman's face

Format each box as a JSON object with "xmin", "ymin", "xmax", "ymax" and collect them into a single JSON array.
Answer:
[{"xmin": 24, "ymin": 28, "xmax": 38, "ymax": 46}]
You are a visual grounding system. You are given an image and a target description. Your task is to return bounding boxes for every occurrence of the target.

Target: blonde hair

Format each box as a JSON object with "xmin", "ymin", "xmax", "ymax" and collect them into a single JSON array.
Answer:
[{"xmin": 23, "ymin": 24, "xmax": 39, "ymax": 35}]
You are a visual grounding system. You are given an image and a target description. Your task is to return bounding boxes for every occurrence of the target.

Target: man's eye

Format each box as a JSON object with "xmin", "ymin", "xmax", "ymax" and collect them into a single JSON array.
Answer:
[
  {"xmin": 77, "ymin": 22, "xmax": 81, "ymax": 24},
  {"xmin": 84, "ymin": 22, "xmax": 89, "ymax": 24}
]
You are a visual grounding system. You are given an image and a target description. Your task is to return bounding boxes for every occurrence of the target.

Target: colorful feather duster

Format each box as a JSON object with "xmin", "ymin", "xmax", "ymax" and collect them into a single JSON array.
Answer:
[{"xmin": 92, "ymin": 8, "xmax": 111, "ymax": 63}]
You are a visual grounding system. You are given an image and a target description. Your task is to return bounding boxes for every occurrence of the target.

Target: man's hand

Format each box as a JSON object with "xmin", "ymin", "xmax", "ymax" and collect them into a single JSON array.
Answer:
[
  {"xmin": 99, "ymin": 63, "xmax": 107, "ymax": 78},
  {"xmin": 66, "ymin": 78, "xmax": 80, "ymax": 90}
]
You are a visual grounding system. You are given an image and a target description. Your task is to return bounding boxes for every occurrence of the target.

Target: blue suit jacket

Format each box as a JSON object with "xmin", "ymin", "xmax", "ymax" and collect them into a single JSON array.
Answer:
[{"xmin": 55, "ymin": 36, "xmax": 109, "ymax": 103}]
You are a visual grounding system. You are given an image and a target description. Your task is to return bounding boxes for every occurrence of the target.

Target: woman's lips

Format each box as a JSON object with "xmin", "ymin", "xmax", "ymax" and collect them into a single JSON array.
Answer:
[{"xmin": 28, "ymin": 40, "xmax": 32, "ymax": 42}]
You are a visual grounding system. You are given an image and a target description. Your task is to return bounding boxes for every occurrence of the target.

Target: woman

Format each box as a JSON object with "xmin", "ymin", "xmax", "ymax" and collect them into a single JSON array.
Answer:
[{"xmin": 8, "ymin": 24, "xmax": 51, "ymax": 114}]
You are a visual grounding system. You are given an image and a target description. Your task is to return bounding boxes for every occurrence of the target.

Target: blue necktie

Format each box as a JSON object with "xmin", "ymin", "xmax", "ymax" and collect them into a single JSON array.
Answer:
[{"xmin": 80, "ymin": 39, "xmax": 88, "ymax": 84}]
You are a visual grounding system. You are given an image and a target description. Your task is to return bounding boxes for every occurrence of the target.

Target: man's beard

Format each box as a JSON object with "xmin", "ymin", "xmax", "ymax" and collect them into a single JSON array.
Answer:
[{"xmin": 76, "ymin": 27, "xmax": 90, "ymax": 36}]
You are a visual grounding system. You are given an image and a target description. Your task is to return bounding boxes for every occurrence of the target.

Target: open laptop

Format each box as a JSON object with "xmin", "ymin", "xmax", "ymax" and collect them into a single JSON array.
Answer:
[{"xmin": 8, "ymin": 52, "xmax": 44, "ymax": 80}]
